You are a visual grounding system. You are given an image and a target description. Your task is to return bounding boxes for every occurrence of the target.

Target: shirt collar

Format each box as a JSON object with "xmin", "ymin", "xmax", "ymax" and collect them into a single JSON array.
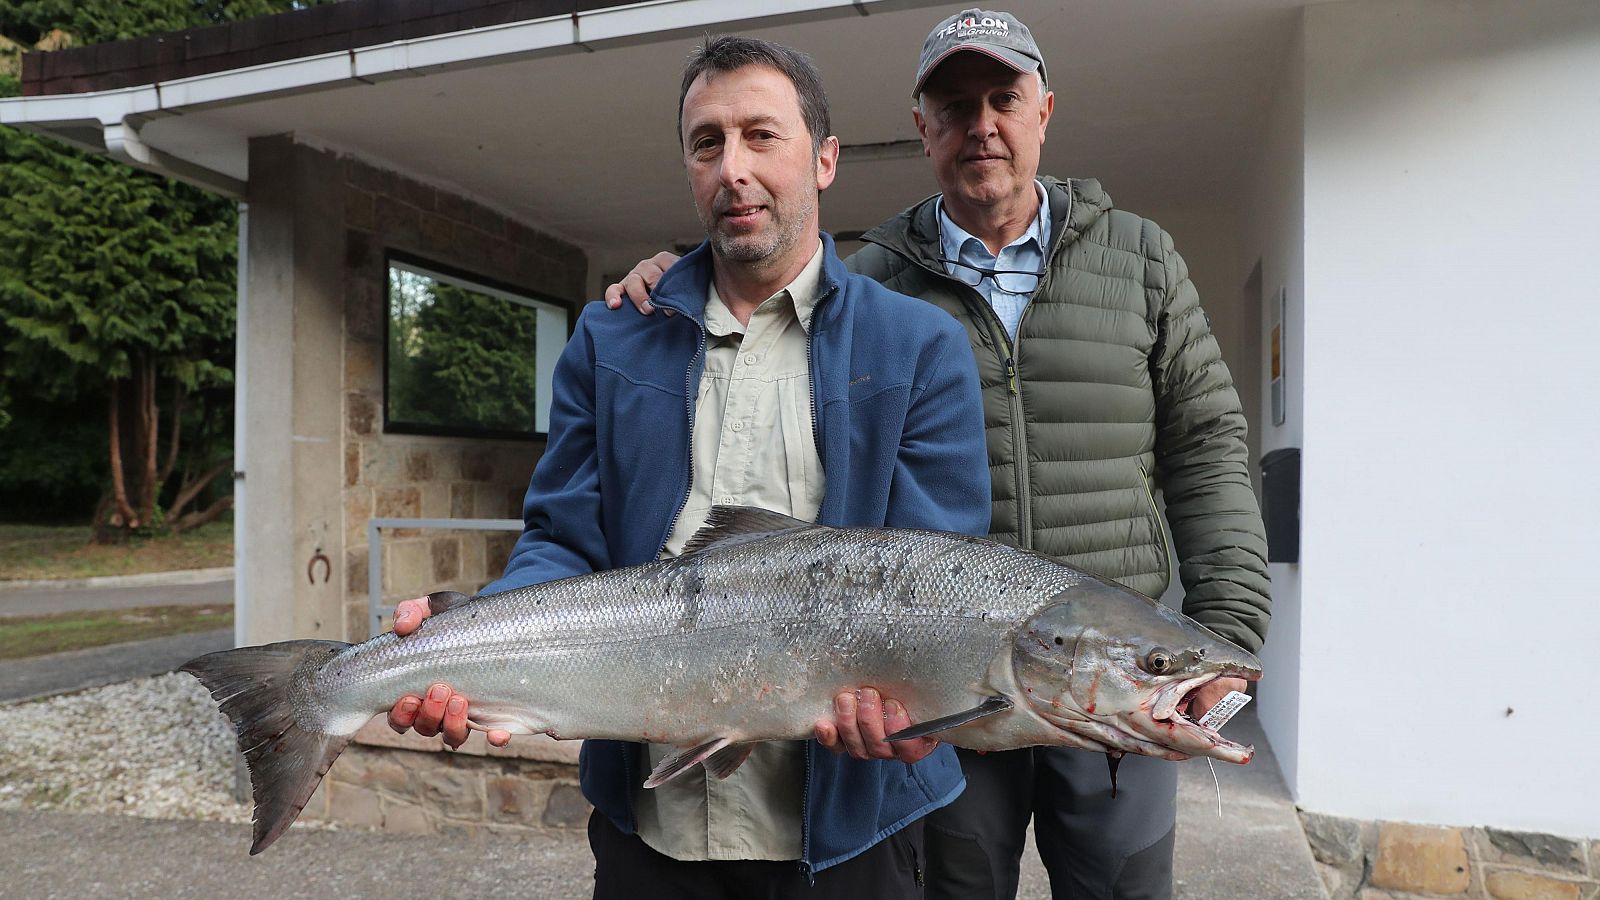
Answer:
[
  {"xmin": 704, "ymin": 240, "xmax": 826, "ymax": 337},
  {"xmin": 937, "ymin": 179, "xmax": 1050, "ymax": 263}
]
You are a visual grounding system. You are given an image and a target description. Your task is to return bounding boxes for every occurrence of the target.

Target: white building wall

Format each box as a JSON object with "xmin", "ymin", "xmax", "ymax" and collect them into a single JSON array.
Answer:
[
  {"xmin": 1236, "ymin": 15, "xmax": 1307, "ymax": 797},
  {"xmin": 1298, "ymin": 0, "xmax": 1600, "ymax": 838}
]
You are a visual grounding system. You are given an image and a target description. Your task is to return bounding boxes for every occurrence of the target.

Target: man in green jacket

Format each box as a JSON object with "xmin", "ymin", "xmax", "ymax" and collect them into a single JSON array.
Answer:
[{"xmin": 605, "ymin": 9, "xmax": 1270, "ymax": 898}]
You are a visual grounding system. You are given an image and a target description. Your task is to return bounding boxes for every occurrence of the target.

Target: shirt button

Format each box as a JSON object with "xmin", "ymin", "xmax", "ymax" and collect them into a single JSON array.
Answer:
[
  {"xmin": 744, "ymin": 354, "xmax": 759, "ymax": 365},
  {"xmin": 721, "ymin": 496, "xmax": 736, "ymax": 504},
  {"xmin": 730, "ymin": 421, "xmax": 744, "ymax": 432}
]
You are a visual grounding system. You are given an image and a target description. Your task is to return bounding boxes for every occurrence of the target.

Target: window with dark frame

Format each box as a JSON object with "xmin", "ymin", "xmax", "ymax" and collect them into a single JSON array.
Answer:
[{"xmin": 384, "ymin": 253, "xmax": 571, "ymax": 440}]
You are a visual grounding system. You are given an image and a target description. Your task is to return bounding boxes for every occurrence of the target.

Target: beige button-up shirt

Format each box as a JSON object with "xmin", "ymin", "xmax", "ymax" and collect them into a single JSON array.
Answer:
[{"xmin": 633, "ymin": 243, "xmax": 826, "ymax": 862}]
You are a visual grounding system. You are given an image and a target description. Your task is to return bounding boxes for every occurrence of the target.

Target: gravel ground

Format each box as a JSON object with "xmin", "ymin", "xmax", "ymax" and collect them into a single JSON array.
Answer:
[{"xmin": 0, "ymin": 672, "xmax": 248, "ymax": 823}]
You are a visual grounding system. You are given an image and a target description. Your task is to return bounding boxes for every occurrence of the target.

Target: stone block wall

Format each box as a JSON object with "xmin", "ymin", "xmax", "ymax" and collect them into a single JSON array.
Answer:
[
  {"xmin": 338, "ymin": 153, "xmax": 587, "ymax": 641},
  {"xmin": 1302, "ymin": 812, "xmax": 1599, "ymax": 900},
  {"xmin": 303, "ymin": 741, "xmax": 591, "ymax": 838}
]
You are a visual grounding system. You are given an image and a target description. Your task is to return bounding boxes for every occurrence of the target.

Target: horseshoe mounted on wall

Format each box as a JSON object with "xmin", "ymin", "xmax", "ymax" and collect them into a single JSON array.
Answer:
[{"xmin": 307, "ymin": 550, "xmax": 331, "ymax": 585}]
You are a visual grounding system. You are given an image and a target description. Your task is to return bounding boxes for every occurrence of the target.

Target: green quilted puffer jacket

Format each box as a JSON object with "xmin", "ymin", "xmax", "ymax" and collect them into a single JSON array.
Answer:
[{"xmin": 848, "ymin": 177, "xmax": 1270, "ymax": 652}]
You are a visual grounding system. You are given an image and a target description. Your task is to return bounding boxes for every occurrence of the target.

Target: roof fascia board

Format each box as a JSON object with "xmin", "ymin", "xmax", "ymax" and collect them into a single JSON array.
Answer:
[
  {"xmin": 580, "ymin": 0, "xmax": 854, "ymax": 45},
  {"xmin": 156, "ymin": 52, "xmax": 357, "ymax": 110},
  {"xmin": 0, "ymin": 0, "xmax": 927, "ymax": 195},
  {"xmin": 0, "ymin": 85, "xmax": 162, "ymax": 127},
  {"xmin": 356, "ymin": 15, "xmax": 575, "ymax": 79}
]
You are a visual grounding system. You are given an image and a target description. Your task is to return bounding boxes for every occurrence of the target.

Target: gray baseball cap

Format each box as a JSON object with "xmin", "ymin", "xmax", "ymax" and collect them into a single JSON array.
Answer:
[{"xmin": 912, "ymin": 8, "xmax": 1047, "ymax": 98}]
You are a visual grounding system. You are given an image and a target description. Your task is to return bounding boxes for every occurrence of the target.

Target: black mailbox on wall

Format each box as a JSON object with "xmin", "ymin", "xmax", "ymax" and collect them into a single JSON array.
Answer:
[{"xmin": 1260, "ymin": 448, "xmax": 1301, "ymax": 563}]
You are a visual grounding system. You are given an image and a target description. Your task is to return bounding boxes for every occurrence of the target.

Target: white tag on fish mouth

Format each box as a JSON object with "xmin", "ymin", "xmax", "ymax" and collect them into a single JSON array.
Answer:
[{"xmin": 1196, "ymin": 690, "xmax": 1252, "ymax": 731}]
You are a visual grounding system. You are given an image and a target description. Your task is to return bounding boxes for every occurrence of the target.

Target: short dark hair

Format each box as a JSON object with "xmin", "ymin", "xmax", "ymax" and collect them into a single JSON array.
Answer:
[{"xmin": 677, "ymin": 35, "xmax": 832, "ymax": 152}]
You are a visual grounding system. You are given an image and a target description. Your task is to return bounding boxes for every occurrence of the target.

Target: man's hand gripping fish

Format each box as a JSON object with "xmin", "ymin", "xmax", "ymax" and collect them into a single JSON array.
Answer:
[{"xmin": 183, "ymin": 507, "xmax": 1262, "ymax": 854}]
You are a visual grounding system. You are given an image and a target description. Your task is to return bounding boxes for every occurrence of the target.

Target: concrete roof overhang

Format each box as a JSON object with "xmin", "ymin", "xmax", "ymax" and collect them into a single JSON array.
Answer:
[{"xmin": 0, "ymin": 0, "xmax": 1305, "ymax": 265}]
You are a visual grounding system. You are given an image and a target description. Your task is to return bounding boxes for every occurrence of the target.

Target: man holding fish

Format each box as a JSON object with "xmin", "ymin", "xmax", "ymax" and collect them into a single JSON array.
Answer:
[{"xmin": 387, "ymin": 33, "xmax": 990, "ymax": 896}]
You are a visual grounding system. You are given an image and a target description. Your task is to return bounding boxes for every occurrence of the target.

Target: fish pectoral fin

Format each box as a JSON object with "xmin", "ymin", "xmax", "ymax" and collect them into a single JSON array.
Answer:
[
  {"xmin": 464, "ymin": 708, "xmax": 543, "ymax": 736},
  {"xmin": 643, "ymin": 736, "xmax": 736, "ymax": 789},
  {"xmin": 885, "ymin": 696, "xmax": 1014, "ymax": 742},
  {"xmin": 702, "ymin": 742, "xmax": 758, "ymax": 780}
]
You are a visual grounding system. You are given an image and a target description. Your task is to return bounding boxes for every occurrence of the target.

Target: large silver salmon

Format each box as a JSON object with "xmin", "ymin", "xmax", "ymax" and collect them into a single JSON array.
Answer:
[{"xmin": 184, "ymin": 507, "xmax": 1261, "ymax": 854}]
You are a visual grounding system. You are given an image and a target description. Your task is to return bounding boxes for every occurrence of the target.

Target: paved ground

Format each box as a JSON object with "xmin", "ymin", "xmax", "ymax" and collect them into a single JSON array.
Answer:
[
  {"xmin": 0, "ymin": 577, "xmax": 232, "ymax": 618},
  {"xmin": 0, "ymin": 809, "xmax": 596, "ymax": 900},
  {"xmin": 1169, "ymin": 707, "xmax": 1324, "ymax": 899},
  {"xmin": 0, "ymin": 628, "xmax": 232, "ymax": 703},
  {"xmin": 0, "ymin": 707, "xmax": 1322, "ymax": 899},
  {"xmin": 0, "ymin": 571, "xmax": 234, "ymax": 702}
]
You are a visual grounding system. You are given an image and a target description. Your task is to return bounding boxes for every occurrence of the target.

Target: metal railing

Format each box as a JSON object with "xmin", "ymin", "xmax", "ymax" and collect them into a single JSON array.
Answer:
[{"xmin": 366, "ymin": 516, "xmax": 522, "ymax": 637}]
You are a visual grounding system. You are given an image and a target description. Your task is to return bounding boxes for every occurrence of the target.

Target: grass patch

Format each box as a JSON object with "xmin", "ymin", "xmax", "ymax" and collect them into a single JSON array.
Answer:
[
  {"xmin": 0, "ymin": 604, "xmax": 234, "ymax": 660},
  {"xmin": 0, "ymin": 519, "xmax": 232, "ymax": 582}
]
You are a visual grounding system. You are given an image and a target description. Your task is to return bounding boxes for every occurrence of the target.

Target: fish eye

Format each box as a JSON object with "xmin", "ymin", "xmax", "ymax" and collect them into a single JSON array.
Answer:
[{"xmin": 1141, "ymin": 647, "xmax": 1174, "ymax": 675}]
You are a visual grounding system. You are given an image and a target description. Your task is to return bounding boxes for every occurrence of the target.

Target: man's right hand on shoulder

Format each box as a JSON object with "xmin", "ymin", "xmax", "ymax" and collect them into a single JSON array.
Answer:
[
  {"xmin": 385, "ymin": 596, "xmax": 511, "ymax": 749},
  {"xmin": 602, "ymin": 251, "xmax": 681, "ymax": 316}
]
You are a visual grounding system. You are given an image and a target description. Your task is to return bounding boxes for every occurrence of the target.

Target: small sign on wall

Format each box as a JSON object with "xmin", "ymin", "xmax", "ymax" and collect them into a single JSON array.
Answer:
[{"xmin": 1270, "ymin": 286, "xmax": 1287, "ymax": 426}]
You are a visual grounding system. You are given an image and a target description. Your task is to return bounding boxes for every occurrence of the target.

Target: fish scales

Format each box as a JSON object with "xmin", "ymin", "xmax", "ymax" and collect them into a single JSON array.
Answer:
[{"xmin": 182, "ymin": 507, "xmax": 1261, "ymax": 854}]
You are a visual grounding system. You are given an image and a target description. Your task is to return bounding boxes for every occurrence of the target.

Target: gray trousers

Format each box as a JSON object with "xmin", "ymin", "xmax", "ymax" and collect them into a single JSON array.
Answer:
[{"xmin": 924, "ymin": 747, "xmax": 1177, "ymax": 900}]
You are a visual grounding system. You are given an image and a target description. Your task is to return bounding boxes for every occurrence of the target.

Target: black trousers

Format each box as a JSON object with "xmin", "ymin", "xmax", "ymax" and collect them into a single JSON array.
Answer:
[
  {"xmin": 923, "ymin": 748, "xmax": 1177, "ymax": 900},
  {"xmin": 589, "ymin": 810, "xmax": 926, "ymax": 900}
]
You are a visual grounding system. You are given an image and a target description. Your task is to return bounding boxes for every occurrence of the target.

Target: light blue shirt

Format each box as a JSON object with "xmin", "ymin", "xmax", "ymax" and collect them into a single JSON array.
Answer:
[{"xmin": 937, "ymin": 180, "xmax": 1051, "ymax": 342}]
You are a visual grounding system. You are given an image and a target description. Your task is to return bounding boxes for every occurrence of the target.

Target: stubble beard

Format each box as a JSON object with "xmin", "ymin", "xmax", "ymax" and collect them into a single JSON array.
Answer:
[{"xmin": 704, "ymin": 188, "xmax": 817, "ymax": 269}]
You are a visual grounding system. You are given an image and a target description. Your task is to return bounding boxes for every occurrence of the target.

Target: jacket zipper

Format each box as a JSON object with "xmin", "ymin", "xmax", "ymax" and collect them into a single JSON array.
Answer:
[
  {"xmin": 799, "ymin": 742, "xmax": 815, "ymax": 883},
  {"xmin": 945, "ymin": 281, "xmax": 1038, "ymax": 549},
  {"xmin": 619, "ymin": 742, "xmax": 637, "ymax": 824},
  {"xmin": 657, "ymin": 324, "xmax": 708, "ymax": 556},
  {"xmin": 807, "ymin": 284, "xmax": 838, "ymax": 464},
  {"xmin": 990, "ymin": 314, "xmax": 1032, "ymax": 549},
  {"xmin": 798, "ymin": 281, "xmax": 836, "ymax": 886},
  {"xmin": 1137, "ymin": 464, "xmax": 1173, "ymax": 589},
  {"xmin": 997, "ymin": 188, "xmax": 1066, "ymax": 549}
]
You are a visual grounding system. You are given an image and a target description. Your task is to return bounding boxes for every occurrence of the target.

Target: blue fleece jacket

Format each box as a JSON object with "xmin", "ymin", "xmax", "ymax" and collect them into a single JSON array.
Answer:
[{"xmin": 480, "ymin": 233, "xmax": 990, "ymax": 875}]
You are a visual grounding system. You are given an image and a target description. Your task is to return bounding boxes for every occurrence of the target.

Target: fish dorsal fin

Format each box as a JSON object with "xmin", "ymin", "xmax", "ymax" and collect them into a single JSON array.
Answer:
[
  {"xmin": 427, "ymin": 591, "xmax": 471, "ymax": 616},
  {"xmin": 680, "ymin": 506, "xmax": 818, "ymax": 556}
]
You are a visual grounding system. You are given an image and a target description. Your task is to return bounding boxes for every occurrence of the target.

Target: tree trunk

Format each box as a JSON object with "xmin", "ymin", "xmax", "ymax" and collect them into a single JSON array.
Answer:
[
  {"xmin": 106, "ymin": 381, "xmax": 139, "ymax": 533},
  {"xmin": 168, "ymin": 460, "xmax": 230, "ymax": 522},
  {"xmin": 137, "ymin": 358, "xmax": 159, "ymax": 526},
  {"xmin": 90, "ymin": 491, "xmax": 116, "ymax": 544},
  {"xmin": 172, "ymin": 494, "xmax": 233, "ymax": 534},
  {"xmin": 159, "ymin": 380, "xmax": 184, "ymax": 487}
]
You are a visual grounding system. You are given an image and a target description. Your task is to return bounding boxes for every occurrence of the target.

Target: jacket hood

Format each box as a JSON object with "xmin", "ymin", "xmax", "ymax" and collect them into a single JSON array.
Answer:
[{"xmin": 859, "ymin": 176, "xmax": 1113, "ymax": 269}]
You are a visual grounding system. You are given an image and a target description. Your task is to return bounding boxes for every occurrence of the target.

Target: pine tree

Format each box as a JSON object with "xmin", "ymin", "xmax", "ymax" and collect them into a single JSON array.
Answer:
[{"xmin": 0, "ymin": 0, "xmax": 328, "ymax": 534}]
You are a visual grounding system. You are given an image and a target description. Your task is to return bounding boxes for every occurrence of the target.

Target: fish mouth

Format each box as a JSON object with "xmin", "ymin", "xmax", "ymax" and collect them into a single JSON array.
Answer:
[
  {"xmin": 1027, "ymin": 702, "xmax": 1192, "ymax": 760},
  {"xmin": 1025, "ymin": 676, "xmax": 1255, "ymax": 764},
  {"xmin": 1141, "ymin": 673, "xmax": 1255, "ymax": 764}
]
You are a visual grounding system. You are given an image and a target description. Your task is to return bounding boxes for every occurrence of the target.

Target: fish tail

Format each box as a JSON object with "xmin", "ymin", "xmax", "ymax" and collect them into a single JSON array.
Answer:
[{"xmin": 182, "ymin": 639, "xmax": 354, "ymax": 854}]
